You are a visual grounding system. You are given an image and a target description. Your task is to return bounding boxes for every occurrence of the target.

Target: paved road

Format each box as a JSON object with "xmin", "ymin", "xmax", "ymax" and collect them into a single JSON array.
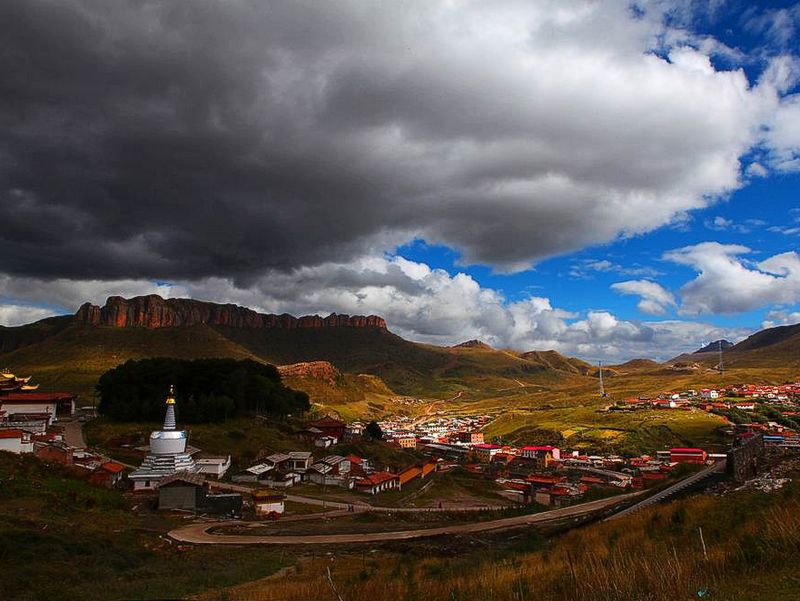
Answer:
[
  {"xmin": 605, "ymin": 459, "xmax": 726, "ymax": 521},
  {"xmin": 208, "ymin": 482, "xmax": 508, "ymax": 513},
  {"xmin": 61, "ymin": 418, "xmax": 87, "ymax": 448},
  {"xmin": 169, "ymin": 491, "xmax": 641, "ymax": 545}
]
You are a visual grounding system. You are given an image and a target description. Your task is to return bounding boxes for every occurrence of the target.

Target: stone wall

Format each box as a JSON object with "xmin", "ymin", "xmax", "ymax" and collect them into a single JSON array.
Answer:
[{"xmin": 727, "ymin": 433, "xmax": 764, "ymax": 483}]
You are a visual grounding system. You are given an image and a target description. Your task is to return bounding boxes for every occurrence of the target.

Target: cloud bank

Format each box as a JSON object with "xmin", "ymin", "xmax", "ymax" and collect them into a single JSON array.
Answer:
[{"xmin": 0, "ymin": 0, "xmax": 797, "ymax": 282}]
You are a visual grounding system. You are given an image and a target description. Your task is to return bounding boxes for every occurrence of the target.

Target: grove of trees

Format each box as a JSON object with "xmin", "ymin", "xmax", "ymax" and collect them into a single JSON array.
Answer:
[{"xmin": 97, "ymin": 358, "xmax": 310, "ymax": 423}]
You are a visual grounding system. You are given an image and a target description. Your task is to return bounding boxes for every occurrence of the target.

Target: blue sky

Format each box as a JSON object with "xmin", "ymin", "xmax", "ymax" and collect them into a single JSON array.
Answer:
[{"xmin": 396, "ymin": 169, "xmax": 800, "ymax": 329}]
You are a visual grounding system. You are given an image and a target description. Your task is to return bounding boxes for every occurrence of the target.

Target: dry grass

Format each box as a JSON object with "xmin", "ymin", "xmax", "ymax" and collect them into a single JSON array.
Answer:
[{"xmin": 203, "ymin": 484, "xmax": 800, "ymax": 601}]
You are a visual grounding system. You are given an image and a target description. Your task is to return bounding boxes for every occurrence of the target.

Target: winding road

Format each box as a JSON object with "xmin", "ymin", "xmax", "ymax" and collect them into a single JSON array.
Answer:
[{"xmin": 169, "ymin": 491, "xmax": 642, "ymax": 545}]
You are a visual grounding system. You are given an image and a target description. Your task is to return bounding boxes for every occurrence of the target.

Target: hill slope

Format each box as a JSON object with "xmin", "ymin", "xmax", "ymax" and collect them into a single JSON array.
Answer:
[
  {"xmin": 0, "ymin": 295, "xmax": 596, "ymax": 401},
  {"xmin": 669, "ymin": 323, "xmax": 800, "ymax": 369}
]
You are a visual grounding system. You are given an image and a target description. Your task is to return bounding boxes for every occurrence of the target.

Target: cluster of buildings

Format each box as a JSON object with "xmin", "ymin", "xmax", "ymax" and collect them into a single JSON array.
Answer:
[
  {"xmin": 233, "ymin": 441, "xmax": 437, "ymax": 495},
  {"xmin": 615, "ymin": 380, "xmax": 800, "ymax": 445},
  {"xmin": 422, "ymin": 440, "xmax": 713, "ymax": 507},
  {"xmin": 0, "ymin": 371, "xmax": 127, "ymax": 485},
  {"xmin": 619, "ymin": 381, "xmax": 800, "ymax": 411},
  {"xmin": 377, "ymin": 413, "xmax": 496, "ymax": 449}
]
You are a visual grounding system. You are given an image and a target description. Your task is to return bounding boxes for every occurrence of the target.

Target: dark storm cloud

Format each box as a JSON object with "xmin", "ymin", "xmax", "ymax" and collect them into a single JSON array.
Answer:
[{"xmin": 0, "ymin": 1, "xmax": 784, "ymax": 281}]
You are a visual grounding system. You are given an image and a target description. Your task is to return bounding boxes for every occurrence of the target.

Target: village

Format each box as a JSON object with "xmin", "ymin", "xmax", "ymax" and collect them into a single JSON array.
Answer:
[{"xmin": 4, "ymin": 366, "xmax": 800, "ymax": 525}]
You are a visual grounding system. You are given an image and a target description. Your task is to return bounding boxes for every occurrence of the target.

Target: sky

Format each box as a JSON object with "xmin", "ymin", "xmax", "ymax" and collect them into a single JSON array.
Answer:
[{"xmin": 1, "ymin": 0, "xmax": 800, "ymax": 362}]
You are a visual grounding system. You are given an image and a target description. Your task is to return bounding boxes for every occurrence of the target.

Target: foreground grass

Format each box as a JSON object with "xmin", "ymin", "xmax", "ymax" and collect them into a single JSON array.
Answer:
[
  {"xmin": 209, "ymin": 481, "xmax": 800, "ymax": 601},
  {"xmin": 0, "ymin": 453, "xmax": 290, "ymax": 601}
]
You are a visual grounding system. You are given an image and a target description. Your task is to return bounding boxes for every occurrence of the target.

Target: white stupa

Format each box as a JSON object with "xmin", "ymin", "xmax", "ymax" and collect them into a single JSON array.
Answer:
[{"xmin": 130, "ymin": 386, "xmax": 199, "ymax": 491}]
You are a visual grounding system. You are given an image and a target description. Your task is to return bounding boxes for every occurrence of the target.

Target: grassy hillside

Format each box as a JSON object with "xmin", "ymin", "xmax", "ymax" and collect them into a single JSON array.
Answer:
[
  {"xmin": 207, "ymin": 481, "xmax": 800, "ymax": 601},
  {"xmin": 0, "ymin": 319, "xmax": 597, "ymax": 402},
  {"xmin": 0, "ymin": 452, "xmax": 290, "ymax": 601},
  {"xmin": 463, "ymin": 364, "xmax": 800, "ymax": 453},
  {"xmin": 671, "ymin": 323, "xmax": 800, "ymax": 369},
  {"xmin": 0, "ymin": 323, "xmax": 260, "ymax": 401},
  {"xmin": 0, "ymin": 315, "xmax": 73, "ymax": 353}
]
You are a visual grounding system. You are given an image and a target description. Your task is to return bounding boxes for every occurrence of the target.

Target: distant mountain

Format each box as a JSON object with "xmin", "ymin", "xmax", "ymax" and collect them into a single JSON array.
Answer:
[
  {"xmin": 609, "ymin": 358, "xmax": 663, "ymax": 372},
  {"xmin": 453, "ymin": 339, "xmax": 493, "ymax": 350},
  {"xmin": 669, "ymin": 323, "xmax": 800, "ymax": 368},
  {"xmin": 693, "ymin": 340, "xmax": 733, "ymax": 354},
  {"xmin": 518, "ymin": 350, "xmax": 594, "ymax": 375},
  {"xmin": 0, "ymin": 295, "xmax": 594, "ymax": 400}
]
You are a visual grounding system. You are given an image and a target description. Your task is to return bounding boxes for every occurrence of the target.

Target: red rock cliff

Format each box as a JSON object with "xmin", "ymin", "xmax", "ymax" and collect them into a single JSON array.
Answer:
[{"xmin": 74, "ymin": 295, "xmax": 387, "ymax": 330}]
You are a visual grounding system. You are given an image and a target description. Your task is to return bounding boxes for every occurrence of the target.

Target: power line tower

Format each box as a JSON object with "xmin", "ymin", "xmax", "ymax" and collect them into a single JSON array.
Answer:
[
  {"xmin": 598, "ymin": 360, "xmax": 608, "ymax": 397},
  {"xmin": 718, "ymin": 339, "xmax": 725, "ymax": 375}
]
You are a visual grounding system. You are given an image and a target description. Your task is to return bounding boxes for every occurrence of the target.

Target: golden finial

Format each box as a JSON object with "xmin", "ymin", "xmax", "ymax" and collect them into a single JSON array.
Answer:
[{"xmin": 166, "ymin": 384, "xmax": 176, "ymax": 405}]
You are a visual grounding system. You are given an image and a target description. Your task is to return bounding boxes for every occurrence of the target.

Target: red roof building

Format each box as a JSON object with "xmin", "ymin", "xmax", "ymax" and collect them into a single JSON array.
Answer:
[{"xmin": 355, "ymin": 471, "xmax": 400, "ymax": 495}]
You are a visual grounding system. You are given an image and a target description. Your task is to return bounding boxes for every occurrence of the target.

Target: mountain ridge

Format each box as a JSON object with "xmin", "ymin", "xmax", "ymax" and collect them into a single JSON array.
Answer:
[{"xmin": 75, "ymin": 294, "xmax": 387, "ymax": 330}]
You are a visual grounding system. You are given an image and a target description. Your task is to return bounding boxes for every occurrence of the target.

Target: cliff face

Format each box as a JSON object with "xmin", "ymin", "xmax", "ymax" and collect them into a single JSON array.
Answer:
[
  {"xmin": 277, "ymin": 361, "xmax": 341, "ymax": 384},
  {"xmin": 74, "ymin": 295, "xmax": 387, "ymax": 330}
]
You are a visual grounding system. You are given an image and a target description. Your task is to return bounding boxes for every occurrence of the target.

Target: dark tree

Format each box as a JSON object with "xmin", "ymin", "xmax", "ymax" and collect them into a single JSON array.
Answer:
[
  {"xmin": 365, "ymin": 420, "xmax": 383, "ymax": 440},
  {"xmin": 96, "ymin": 357, "xmax": 309, "ymax": 423}
]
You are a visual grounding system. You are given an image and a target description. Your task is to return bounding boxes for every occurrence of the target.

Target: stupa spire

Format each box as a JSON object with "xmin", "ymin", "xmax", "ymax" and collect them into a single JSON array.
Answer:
[{"xmin": 163, "ymin": 384, "xmax": 177, "ymax": 431}]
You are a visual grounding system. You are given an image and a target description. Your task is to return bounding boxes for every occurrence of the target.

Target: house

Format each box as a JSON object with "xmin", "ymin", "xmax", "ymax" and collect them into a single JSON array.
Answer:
[
  {"xmin": 0, "ymin": 392, "xmax": 77, "ymax": 424},
  {"xmin": 734, "ymin": 402, "xmax": 756, "ymax": 411},
  {"xmin": 308, "ymin": 455, "xmax": 352, "ymax": 487},
  {"xmin": 89, "ymin": 461, "xmax": 126, "ymax": 488},
  {"xmin": 669, "ymin": 448, "xmax": 707, "ymax": 464},
  {"xmin": 398, "ymin": 465, "xmax": 421, "ymax": 487},
  {"xmin": 347, "ymin": 454, "xmax": 370, "ymax": 476},
  {"xmin": 420, "ymin": 460, "xmax": 436, "ymax": 478},
  {"xmin": 456, "ymin": 431, "xmax": 484, "ymax": 445},
  {"xmin": 304, "ymin": 416, "xmax": 346, "ymax": 441},
  {"xmin": 472, "ymin": 443, "xmax": 503, "ymax": 463},
  {"xmin": 521, "ymin": 446, "xmax": 561, "ymax": 463},
  {"xmin": 395, "ymin": 435, "xmax": 417, "ymax": 449},
  {"xmin": 533, "ymin": 482, "xmax": 587, "ymax": 507},
  {"xmin": 526, "ymin": 475, "xmax": 565, "ymax": 489},
  {"xmin": 34, "ymin": 441, "xmax": 74, "ymax": 465},
  {"xmin": 195, "ymin": 454, "xmax": 231, "ymax": 479},
  {"xmin": 264, "ymin": 452, "xmax": 292, "ymax": 470},
  {"xmin": 286, "ymin": 451, "xmax": 313, "ymax": 474},
  {"xmin": 158, "ymin": 471, "xmax": 243, "ymax": 516},
  {"xmin": 252, "ymin": 490, "xmax": 285, "ymax": 517},
  {"xmin": 355, "ymin": 471, "xmax": 400, "ymax": 495},
  {"xmin": 314, "ymin": 435, "xmax": 338, "ymax": 448},
  {"xmin": 232, "ymin": 462, "xmax": 274, "ymax": 483},
  {"xmin": 700, "ymin": 389, "xmax": 719, "ymax": 399},
  {"xmin": 0, "ymin": 429, "xmax": 32, "ymax": 454},
  {"xmin": 498, "ymin": 480, "xmax": 532, "ymax": 504},
  {"xmin": 344, "ymin": 423, "xmax": 364, "ymax": 442},
  {"xmin": 422, "ymin": 443, "xmax": 469, "ymax": 460},
  {"xmin": 158, "ymin": 472, "xmax": 208, "ymax": 510}
]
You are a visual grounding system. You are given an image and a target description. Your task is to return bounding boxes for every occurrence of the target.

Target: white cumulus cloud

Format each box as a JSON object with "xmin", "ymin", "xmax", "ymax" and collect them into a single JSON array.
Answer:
[
  {"xmin": 611, "ymin": 280, "xmax": 677, "ymax": 315},
  {"xmin": 665, "ymin": 242, "xmax": 800, "ymax": 314}
]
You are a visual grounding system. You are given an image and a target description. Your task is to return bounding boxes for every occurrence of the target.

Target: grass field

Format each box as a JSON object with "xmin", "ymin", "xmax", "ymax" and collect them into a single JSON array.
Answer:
[
  {"xmin": 0, "ymin": 453, "xmax": 291, "ymax": 601},
  {"xmin": 85, "ymin": 416, "xmax": 308, "ymax": 467}
]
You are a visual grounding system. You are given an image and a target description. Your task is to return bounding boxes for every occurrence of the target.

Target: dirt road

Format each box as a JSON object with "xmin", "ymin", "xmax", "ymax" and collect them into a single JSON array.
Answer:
[
  {"xmin": 169, "ymin": 492, "xmax": 640, "ymax": 545},
  {"xmin": 61, "ymin": 418, "xmax": 87, "ymax": 448}
]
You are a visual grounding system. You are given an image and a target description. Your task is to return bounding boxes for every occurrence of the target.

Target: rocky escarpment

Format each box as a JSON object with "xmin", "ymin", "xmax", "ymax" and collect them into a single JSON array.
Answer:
[
  {"xmin": 74, "ymin": 295, "xmax": 387, "ymax": 330},
  {"xmin": 277, "ymin": 361, "xmax": 341, "ymax": 384}
]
